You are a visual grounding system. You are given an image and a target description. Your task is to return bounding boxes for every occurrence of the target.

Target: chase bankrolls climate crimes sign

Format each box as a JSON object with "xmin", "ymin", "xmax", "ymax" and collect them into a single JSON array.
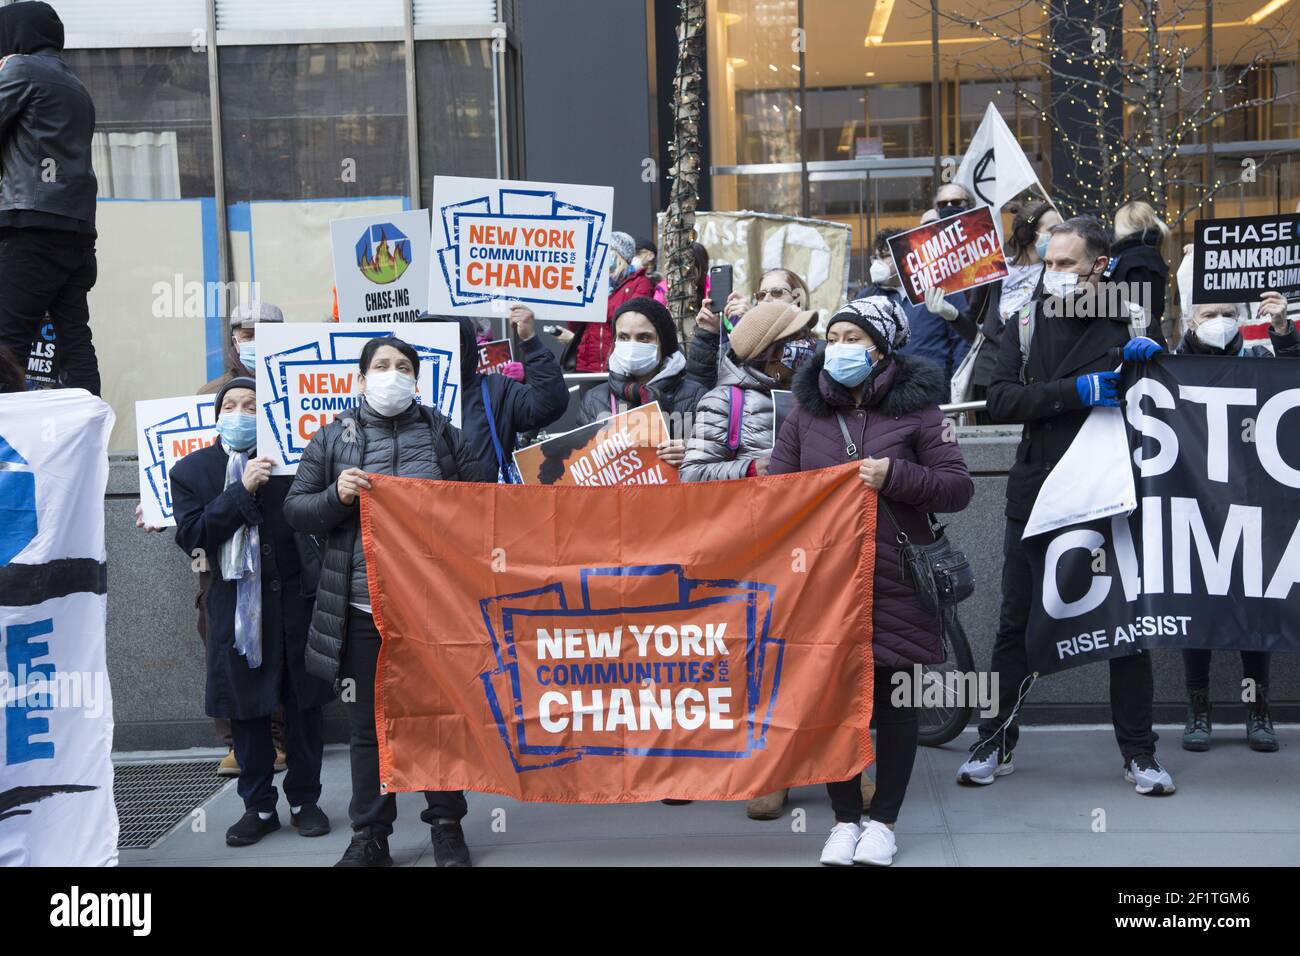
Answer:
[{"xmin": 1192, "ymin": 212, "xmax": 1300, "ymax": 303}]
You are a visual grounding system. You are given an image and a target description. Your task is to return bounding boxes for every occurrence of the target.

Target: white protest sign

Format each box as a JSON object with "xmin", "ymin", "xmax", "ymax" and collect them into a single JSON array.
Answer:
[
  {"xmin": 254, "ymin": 323, "xmax": 461, "ymax": 475},
  {"xmin": 429, "ymin": 176, "xmax": 614, "ymax": 323},
  {"xmin": 330, "ymin": 208, "xmax": 432, "ymax": 323},
  {"xmin": 135, "ymin": 394, "xmax": 218, "ymax": 527}
]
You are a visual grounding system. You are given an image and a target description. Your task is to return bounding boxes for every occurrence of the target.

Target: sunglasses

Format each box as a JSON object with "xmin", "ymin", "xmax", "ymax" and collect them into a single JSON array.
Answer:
[{"xmin": 755, "ymin": 287, "xmax": 795, "ymax": 301}]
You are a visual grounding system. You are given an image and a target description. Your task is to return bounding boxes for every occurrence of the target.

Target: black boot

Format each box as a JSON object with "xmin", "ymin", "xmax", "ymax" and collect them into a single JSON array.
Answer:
[
  {"xmin": 1182, "ymin": 688, "xmax": 1212, "ymax": 752},
  {"xmin": 1246, "ymin": 684, "xmax": 1279, "ymax": 753}
]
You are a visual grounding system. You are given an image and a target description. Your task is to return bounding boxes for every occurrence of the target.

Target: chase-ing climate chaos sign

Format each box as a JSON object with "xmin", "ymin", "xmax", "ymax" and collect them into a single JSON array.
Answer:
[
  {"xmin": 428, "ymin": 176, "xmax": 615, "ymax": 323},
  {"xmin": 330, "ymin": 209, "xmax": 432, "ymax": 323}
]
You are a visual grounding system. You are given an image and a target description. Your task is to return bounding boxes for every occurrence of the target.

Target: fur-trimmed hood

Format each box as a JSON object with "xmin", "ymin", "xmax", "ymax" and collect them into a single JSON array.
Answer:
[{"xmin": 792, "ymin": 348, "xmax": 945, "ymax": 419}]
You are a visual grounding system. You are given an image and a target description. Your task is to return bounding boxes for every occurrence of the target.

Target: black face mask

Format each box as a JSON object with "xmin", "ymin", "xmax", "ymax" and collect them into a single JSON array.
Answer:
[{"xmin": 936, "ymin": 204, "xmax": 968, "ymax": 220}]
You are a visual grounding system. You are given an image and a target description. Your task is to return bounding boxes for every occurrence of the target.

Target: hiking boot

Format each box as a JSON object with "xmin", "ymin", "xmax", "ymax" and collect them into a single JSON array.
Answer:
[
  {"xmin": 216, "ymin": 748, "xmax": 240, "ymax": 777},
  {"xmin": 1246, "ymin": 686, "xmax": 1279, "ymax": 753},
  {"xmin": 431, "ymin": 821, "xmax": 472, "ymax": 867},
  {"xmin": 225, "ymin": 810, "xmax": 280, "ymax": 847},
  {"xmin": 1125, "ymin": 753, "xmax": 1176, "ymax": 795},
  {"xmin": 956, "ymin": 738, "xmax": 1014, "ymax": 785},
  {"xmin": 745, "ymin": 789, "xmax": 788, "ymax": 820},
  {"xmin": 1182, "ymin": 688, "xmax": 1212, "ymax": 751}
]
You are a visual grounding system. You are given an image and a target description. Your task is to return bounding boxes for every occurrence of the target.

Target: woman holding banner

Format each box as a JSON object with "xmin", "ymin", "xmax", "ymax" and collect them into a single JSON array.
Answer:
[
  {"xmin": 284, "ymin": 336, "xmax": 486, "ymax": 868},
  {"xmin": 1174, "ymin": 293, "xmax": 1299, "ymax": 754},
  {"xmin": 769, "ymin": 296, "xmax": 975, "ymax": 866},
  {"xmin": 577, "ymin": 296, "xmax": 707, "ymax": 459}
]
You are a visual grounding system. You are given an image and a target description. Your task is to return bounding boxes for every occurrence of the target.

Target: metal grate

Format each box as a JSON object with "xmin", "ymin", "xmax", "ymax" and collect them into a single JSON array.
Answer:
[{"xmin": 113, "ymin": 762, "xmax": 231, "ymax": 849}]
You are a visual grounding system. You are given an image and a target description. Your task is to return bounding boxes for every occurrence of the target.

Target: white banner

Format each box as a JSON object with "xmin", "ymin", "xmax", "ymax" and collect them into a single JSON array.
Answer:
[
  {"xmin": 135, "ymin": 394, "xmax": 217, "ymax": 528},
  {"xmin": 429, "ymin": 176, "xmax": 614, "ymax": 323},
  {"xmin": 0, "ymin": 390, "xmax": 118, "ymax": 866},
  {"xmin": 330, "ymin": 208, "xmax": 432, "ymax": 323},
  {"xmin": 254, "ymin": 322, "xmax": 462, "ymax": 475},
  {"xmin": 1023, "ymin": 404, "xmax": 1136, "ymax": 538}
]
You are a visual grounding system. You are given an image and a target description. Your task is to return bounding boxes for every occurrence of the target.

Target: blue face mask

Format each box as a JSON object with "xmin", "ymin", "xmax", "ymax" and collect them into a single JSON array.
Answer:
[
  {"xmin": 824, "ymin": 343, "xmax": 873, "ymax": 387},
  {"xmin": 1035, "ymin": 235, "xmax": 1050, "ymax": 260},
  {"xmin": 216, "ymin": 411, "xmax": 257, "ymax": 452},
  {"xmin": 238, "ymin": 341, "xmax": 257, "ymax": 370}
]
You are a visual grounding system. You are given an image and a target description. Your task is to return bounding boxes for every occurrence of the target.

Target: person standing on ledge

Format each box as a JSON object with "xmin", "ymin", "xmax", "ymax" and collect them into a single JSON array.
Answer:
[{"xmin": 0, "ymin": 2, "xmax": 99, "ymax": 395}]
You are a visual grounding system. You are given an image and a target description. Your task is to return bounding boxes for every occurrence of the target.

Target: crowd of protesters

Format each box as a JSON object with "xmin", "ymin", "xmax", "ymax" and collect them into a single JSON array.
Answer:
[{"xmin": 106, "ymin": 194, "xmax": 1300, "ymax": 870}]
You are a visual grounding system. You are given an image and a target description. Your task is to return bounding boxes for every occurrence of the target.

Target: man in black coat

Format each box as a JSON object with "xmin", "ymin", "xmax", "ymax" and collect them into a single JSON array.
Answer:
[
  {"xmin": 957, "ymin": 215, "xmax": 1178, "ymax": 796},
  {"xmin": 0, "ymin": 2, "xmax": 100, "ymax": 394},
  {"xmin": 172, "ymin": 377, "xmax": 335, "ymax": 847}
]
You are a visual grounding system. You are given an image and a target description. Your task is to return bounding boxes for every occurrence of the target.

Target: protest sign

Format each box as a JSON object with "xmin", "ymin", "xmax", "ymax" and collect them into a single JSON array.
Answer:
[
  {"xmin": 253, "ymin": 322, "xmax": 461, "ymax": 475},
  {"xmin": 476, "ymin": 338, "xmax": 514, "ymax": 375},
  {"xmin": 135, "ymin": 394, "xmax": 218, "ymax": 527},
  {"xmin": 886, "ymin": 206, "xmax": 1008, "ymax": 306},
  {"xmin": 359, "ymin": 460, "xmax": 875, "ymax": 802},
  {"xmin": 25, "ymin": 315, "xmax": 57, "ymax": 388},
  {"xmin": 429, "ymin": 176, "xmax": 614, "ymax": 323},
  {"xmin": 1024, "ymin": 356, "xmax": 1300, "ymax": 674},
  {"xmin": 513, "ymin": 403, "xmax": 675, "ymax": 486},
  {"xmin": 330, "ymin": 209, "xmax": 432, "ymax": 323},
  {"xmin": 671, "ymin": 211, "xmax": 852, "ymax": 317},
  {"xmin": 0, "ymin": 390, "xmax": 118, "ymax": 865},
  {"xmin": 1192, "ymin": 213, "xmax": 1300, "ymax": 304}
]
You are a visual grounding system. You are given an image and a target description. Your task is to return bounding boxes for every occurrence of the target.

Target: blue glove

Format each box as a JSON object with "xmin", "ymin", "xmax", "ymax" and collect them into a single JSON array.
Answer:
[
  {"xmin": 1076, "ymin": 371, "xmax": 1120, "ymax": 407},
  {"xmin": 1122, "ymin": 336, "xmax": 1164, "ymax": 362}
]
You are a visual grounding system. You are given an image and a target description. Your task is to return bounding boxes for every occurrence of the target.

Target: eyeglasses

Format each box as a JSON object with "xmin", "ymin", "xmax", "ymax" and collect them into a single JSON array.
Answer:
[{"xmin": 755, "ymin": 287, "xmax": 794, "ymax": 301}]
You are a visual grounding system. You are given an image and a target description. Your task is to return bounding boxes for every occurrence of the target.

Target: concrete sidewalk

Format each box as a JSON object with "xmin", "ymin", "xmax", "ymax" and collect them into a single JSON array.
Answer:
[{"xmin": 119, "ymin": 725, "xmax": 1300, "ymax": 867}]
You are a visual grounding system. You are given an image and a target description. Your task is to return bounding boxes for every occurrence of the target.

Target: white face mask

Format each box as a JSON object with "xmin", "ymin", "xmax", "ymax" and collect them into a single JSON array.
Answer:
[
  {"xmin": 1194, "ymin": 316, "xmax": 1240, "ymax": 351},
  {"xmin": 363, "ymin": 368, "xmax": 417, "ymax": 417},
  {"xmin": 608, "ymin": 340, "xmax": 660, "ymax": 377},
  {"xmin": 869, "ymin": 258, "xmax": 893, "ymax": 284},
  {"xmin": 1042, "ymin": 270, "xmax": 1079, "ymax": 297}
]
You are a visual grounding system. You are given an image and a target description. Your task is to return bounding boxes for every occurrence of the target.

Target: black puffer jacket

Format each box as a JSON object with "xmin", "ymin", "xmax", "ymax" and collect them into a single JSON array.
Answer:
[
  {"xmin": 0, "ymin": 2, "xmax": 97, "ymax": 229},
  {"xmin": 283, "ymin": 400, "xmax": 485, "ymax": 684}
]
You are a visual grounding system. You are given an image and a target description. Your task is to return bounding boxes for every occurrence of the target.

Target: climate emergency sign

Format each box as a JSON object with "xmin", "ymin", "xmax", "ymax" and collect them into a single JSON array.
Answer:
[
  {"xmin": 430, "ymin": 176, "xmax": 614, "ymax": 323},
  {"xmin": 254, "ymin": 323, "xmax": 462, "ymax": 475},
  {"xmin": 887, "ymin": 206, "xmax": 1008, "ymax": 306},
  {"xmin": 1192, "ymin": 213, "xmax": 1300, "ymax": 303}
]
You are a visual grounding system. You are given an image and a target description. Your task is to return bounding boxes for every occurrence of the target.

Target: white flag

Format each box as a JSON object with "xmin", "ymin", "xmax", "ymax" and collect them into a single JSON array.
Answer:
[
  {"xmin": 954, "ymin": 103, "xmax": 1044, "ymax": 240},
  {"xmin": 0, "ymin": 390, "xmax": 118, "ymax": 866},
  {"xmin": 1023, "ymin": 405, "xmax": 1136, "ymax": 539}
]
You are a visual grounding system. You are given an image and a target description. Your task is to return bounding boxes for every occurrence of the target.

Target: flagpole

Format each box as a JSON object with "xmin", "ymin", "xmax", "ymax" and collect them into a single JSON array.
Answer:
[{"xmin": 930, "ymin": 0, "xmax": 942, "ymax": 188}]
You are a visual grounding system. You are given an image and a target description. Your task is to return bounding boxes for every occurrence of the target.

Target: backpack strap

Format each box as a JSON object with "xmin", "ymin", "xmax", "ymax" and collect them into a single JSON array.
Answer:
[
  {"xmin": 481, "ymin": 378, "xmax": 519, "ymax": 484},
  {"xmin": 725, "ymin": 385, "xmax": 743, "ymax": 452},
  {"xmin": 1016, "ymin": 303, "xmax": 1036, "ymax": 384}
]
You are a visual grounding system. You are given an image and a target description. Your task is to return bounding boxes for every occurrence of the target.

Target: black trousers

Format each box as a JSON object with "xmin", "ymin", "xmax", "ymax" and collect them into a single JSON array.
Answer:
[
  {"xmin": 0, "ymin": 229, "xmax": 99, "ymax": 395},
  {"xmin": 1182, "ymin": 650, "xmax": 1271, "ymax": 693},
  {"xmin": 228, "ymin": 666, "xmax": 324, "ymax": 814},
  {"xmin": 976, "ymin": 517, "xmax": 1157, "ymax": 763},
  {"xmin": 342, "ymin": 609, "xmax": 467, "ymax": 838},
  {"xmin": 826, "ymin": 667, "xmax": 919, "ymax": 825}
]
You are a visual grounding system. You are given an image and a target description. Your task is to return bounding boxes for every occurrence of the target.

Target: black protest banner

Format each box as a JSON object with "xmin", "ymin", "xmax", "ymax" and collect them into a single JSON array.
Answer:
[
  {"xmin": 1025, "ymin": 355, "xmax": 1300, "ymax": 675},
  {"xmin": 1192, "ymin": 212, "xmax": 1300, "ymax": 304}
]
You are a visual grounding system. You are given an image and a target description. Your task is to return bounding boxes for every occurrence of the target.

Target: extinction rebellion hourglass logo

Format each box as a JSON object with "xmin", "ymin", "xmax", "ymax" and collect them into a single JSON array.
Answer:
[{"xmin": 355, "ymin": 223, "xmax": 412, "ymax": 285}]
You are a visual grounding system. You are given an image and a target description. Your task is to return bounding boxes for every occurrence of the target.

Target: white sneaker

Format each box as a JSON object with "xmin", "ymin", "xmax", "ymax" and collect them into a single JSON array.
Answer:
[
  {"xmin": 853, "ymin": 819, "xmax": 897, "ymax": 866},
  {"xmin": 819, "ymin": 821, "xmax": 862, "ymax": 866}
]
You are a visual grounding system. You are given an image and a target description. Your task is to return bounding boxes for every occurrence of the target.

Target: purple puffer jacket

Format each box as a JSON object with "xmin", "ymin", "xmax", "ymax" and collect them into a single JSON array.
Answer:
[{"xmin": 769, "ymin": 350, "xmax": 975, "ymax": 667}]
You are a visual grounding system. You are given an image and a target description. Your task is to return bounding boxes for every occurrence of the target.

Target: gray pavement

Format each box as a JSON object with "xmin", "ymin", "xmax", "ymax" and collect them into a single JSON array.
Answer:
[{"xmin": 119, "ymin": 725, "xmax": 1300, "ymax": 867}]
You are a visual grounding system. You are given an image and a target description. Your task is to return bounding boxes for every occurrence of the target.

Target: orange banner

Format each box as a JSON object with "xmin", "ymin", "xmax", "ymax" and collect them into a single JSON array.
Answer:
[{"xmin": 360, "ymin": 462, "xmax": 877, "ymax": 803}]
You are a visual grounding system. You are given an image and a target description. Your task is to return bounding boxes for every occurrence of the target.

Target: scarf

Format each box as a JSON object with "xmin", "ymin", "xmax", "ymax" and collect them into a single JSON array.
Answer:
[{"xmin": 219, "ymin": 443, "xmax": 263, "ymax": 668}]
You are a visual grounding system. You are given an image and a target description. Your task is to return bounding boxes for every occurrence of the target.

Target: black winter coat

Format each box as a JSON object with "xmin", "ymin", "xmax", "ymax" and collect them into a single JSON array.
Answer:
[
  {"xmin": 987, "ymin": 292, "xmax": 1168, "ymax": 521},
  {"xmin": 1107, "ymin": 230, "xmax": 1169, "ymax": 330},
  {"xmin": 460, "ymin": 333, "xmax": 569, "ymax": 480},
  {"xmin": 283, "ymin": 400, "xmax": 485, "ymax": 685},
  {"xmin": 0, "ymin": 3, "xmax": 97, "ymax": 229},
  {"xmin": 171, "ymin": 444, "xmax": 333, "ymax": 720}
]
